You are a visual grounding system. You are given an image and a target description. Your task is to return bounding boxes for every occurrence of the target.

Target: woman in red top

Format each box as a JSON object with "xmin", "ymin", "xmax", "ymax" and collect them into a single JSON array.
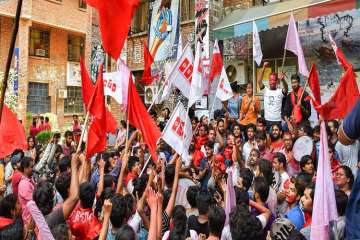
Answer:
[{"xmin": 193, "ymin": 125, "xmax": 208, "ymax": 168}]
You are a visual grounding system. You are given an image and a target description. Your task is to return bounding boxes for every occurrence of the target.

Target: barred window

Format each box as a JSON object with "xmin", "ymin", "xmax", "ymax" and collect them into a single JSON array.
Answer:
[
  {"xmin": 64, "ymin": 86, "xmax": 84, "ymax": 114},
  {"xmin": 68, "ymin": 35, "xmax": 85, "ymax": 62},
  {"xmin": 29, "ymin": 28, "xmax": 50, "ymax": 58},
  {"xmin": 131, "ymin": 1, "xmax": 149, "ymax": 34},
  {"xmin": 79, "ymin": 0, "xmax": 87, "ymax": 9},
  {"xmin": 27, "ymin": 83, "xmax": 51, "ymax": 114}
]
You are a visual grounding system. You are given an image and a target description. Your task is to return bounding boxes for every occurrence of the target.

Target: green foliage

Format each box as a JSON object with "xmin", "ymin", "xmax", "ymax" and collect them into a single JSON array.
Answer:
[
  {"xmin": 36, "ymin": 131, "xmax": 52, "ymax": 146},
  {"xmin": 0, "ymin": 69, "xmax": 18, "ymax": 112}
]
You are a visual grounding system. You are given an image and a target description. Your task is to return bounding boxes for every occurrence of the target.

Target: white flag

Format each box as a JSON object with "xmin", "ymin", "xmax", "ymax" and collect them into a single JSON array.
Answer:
[
  {"xmin": 329, "ymin": 33, "xmax": 340, "ymax": 64},
  {"xmin": 160, "ymin": 62, "xmax": 174, "ymax": 103},
  {"xmin": 162, "ymin": 102, "xmax": 192, "ymax": 158},
  {"xmin": 168, "ymin": 44, "xmax": 194, "ymax": 99},
  {"xmin": 103, "ymin": 61, "xmax": 130, "ymax": 106},
  {"xmin": 253, "ymin": 21, "xmax": 263, "ymax": 66},
  {"xmin": 215, "ymin": 67, "xmax": 234, "ymax": 101},
  {"xmin": 189, "ymin": 42, "xmax": 206, "ymax": 107}
]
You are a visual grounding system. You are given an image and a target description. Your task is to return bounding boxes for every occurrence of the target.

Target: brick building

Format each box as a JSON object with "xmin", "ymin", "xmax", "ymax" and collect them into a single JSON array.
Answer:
[{"xmin": 0, "ymin": 0, "xmax": 92, "ymax": 129}]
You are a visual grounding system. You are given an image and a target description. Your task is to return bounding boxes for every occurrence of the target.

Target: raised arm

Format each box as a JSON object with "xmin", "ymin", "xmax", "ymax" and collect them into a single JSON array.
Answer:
[
  {"xmin": 165, "ymin": 157, "xmax": 181, "ymax": 217},
  {"xmin": 116, "ymin": 152, "xmax": 129, "ymax": 195},
  {"xmin": 96, "ymin": 159, "xmax": 105, "ymax": 198},
  {"xmin": 99, "ymin": 199, "xmax": 112, "ymax": 240},
  {"xmin": 62, "ymin": 153, "xmax": 80, "ymax": 219},
  {"xmin": 147, "ymin": 188, "xmax": 158, "ymax": 240},
  {"xmin": 258, "ymin": 62, "xmax": 269, "ymax": 90}
]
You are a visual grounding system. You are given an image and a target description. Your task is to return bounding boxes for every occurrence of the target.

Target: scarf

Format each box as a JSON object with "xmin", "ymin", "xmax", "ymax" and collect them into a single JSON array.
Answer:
[{"xmin": 290, "ymin": 87, "xmax": 303, "ymax": 123}]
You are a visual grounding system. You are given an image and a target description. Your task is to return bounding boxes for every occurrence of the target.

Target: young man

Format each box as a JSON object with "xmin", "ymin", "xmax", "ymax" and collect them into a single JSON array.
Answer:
[
  {"xmin": 273, "ymin": 152, "xmax": 290, "ymax": 194},
  {"xmin": 125, "ymin": 156, "xmax": 141, "ymax": 194},
  {"xmin": 199, "ymin": 141, "xmax": 214, "ymax": 189},
  {"xmin": 252, "ymin": 177, "xmax": 275, "ymax": 237},
  {"xmin": 256, "ymin": 132, "xmax": 274, "ymax": 162},
  {"xmin": 105, "ymin": 195, "xmax": 131, "ymax": 240},
  {"xmin": 44, "ymin": 117, "xmax": 51, "ymax": 131},
  {"xmin": 17, "ymin": 157, "xmax": 35, "ymax": 227},
  {"xmin": 257, "ymin": 62, "xmax": 288, "ymax": 129},
  {"xmin": 284, "ymin": 178, "xmax": 306, "ymax": 230},
  {"xmin": 283, "ymin": 74, "xmax": 311, "ymax": 125},
  {"xmin": 62, "ymin": 131, "xmax": 75, "ymax": 157},
  {"xmin": 299, "ymin": 184, "xmax": 315, "ymax": 239},
  {"xmin": 299, "ymin": 155, "xmax": 315, "ymax": 177},
  {"xmin": 270, "ymin": 124, "xmax": 284, "ymax": 152},
  {"xmin": 207, "ymin": 205, "xmax": 225, "ymax": 240},
  {"xmin": 72, "ymin": 114, "xmax": 81, "ymax": 143},
  {"xmin": 67, "ymin": 182, "xmax": 102, "ymax": 240},
  {"xmin": 280, "ymin": 132, "xmax": 300, "ymax": 177},
  {"xmin": 188, "ymin": 189, "xmax": 212, "ymax": 237},
  {"xmin": 242, "ymin": 124, "xmax": 257, "ymax": 162}
]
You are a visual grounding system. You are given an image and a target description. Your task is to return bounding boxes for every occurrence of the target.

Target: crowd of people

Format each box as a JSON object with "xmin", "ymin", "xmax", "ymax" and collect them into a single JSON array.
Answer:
[{"xmin": 0, "ymin": 64, "xmax": 359, "ymax": 240}]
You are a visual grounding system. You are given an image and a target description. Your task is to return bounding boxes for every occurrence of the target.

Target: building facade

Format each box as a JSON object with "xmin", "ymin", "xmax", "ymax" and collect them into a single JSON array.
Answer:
[{"xmin": 0, "ymin": 0, "xmax": 92, "ymax": 129}]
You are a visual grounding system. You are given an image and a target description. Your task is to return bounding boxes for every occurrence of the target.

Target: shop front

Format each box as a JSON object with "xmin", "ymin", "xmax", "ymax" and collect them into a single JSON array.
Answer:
[{"xmin": 214, "ymin": 0, "xmax": 360, "ymax": 99}]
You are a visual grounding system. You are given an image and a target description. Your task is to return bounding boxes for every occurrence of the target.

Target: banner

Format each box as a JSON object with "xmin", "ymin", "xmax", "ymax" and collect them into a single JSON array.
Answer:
[
  {"xmin": 90, "ymin": 44, "xmax": 106, "ymax": 83},
  {"xmin": 148, "ymin": 0, "xmax": 180, "ymax": 62},
  {"xmin": 298, "ymin": 8, "xmax": 360, "ymax": 86},
  {"xmin": 14, "ymin": 48, "xmax": 19, "ymax": 96}
]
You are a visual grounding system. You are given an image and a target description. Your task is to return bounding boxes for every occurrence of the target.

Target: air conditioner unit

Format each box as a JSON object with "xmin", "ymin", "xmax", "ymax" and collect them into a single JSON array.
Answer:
[
  {"xmin": 35, "ymin": 49, "xmax": 46, "ymax": 57},
  {"xmin": 144, "ymin": 86, "xmax": 159, "ymax": 105},
  {"xmin": 224, "ymin": 60, "xmax": 246, "ymax": 84},
  {"xmin": 58, "ymin": 89, "xmax": 68, "ymax": 99}
]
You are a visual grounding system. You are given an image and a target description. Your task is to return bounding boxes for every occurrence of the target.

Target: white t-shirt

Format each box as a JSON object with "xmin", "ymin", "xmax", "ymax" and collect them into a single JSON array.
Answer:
[{"xmin": 263, "ymin": 87, "xmax": 284, "ymax": 122}]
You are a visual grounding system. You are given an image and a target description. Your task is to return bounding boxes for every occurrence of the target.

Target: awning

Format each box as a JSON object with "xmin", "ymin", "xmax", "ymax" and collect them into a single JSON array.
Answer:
[{"xmin": 214, "ymin": 0, "xmax": 360, "ymax": 40}]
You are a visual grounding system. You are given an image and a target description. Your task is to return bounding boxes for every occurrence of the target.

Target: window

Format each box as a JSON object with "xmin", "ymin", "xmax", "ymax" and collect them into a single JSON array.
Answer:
[
  {"xmin": 181, "ymin": 0, "xmax": 195, "ymax": 22},
  {"xmin": 64, "ymin": 87, "xmax": 84, "ymax": 114},
  {"xmin": 79, "ymin": 0, "xmax": 86, "ymax": 9},
  {"xmin": 131, "ymin": 1, "xmax": 149, "ymax": 34},
  {"xmin": 27, "ymin": 83, "xmax": 51, "ymax": 114},
  {"xmin": 29, "ymin": 28, "xmax": 50, "ymax": 58},
  {"xmin": 68, "ymin": 35, "xmax": 84, "ymax": 62}
]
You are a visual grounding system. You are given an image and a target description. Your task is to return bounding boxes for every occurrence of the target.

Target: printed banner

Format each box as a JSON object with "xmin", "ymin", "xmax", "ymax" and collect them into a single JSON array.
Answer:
[
  {"xmin": 14, "ymin": 48, "xmax": 19, "ymax": 96},
  {"xmin": 148, "ymin": 0, "xmax": 180, "ymax": 62},
  {"xmin": 298, "ymin": 8, "xmax": 360, "ymax": 86},
  {"xmin": 90, "ymin": 44, "xmax": 106, "ymax": 83}
]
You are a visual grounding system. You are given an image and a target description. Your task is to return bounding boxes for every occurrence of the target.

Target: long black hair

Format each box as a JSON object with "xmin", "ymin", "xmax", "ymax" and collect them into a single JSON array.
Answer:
[{"xmin": 169, "ymin": 205, "xmax": 189, "ymax": 240}]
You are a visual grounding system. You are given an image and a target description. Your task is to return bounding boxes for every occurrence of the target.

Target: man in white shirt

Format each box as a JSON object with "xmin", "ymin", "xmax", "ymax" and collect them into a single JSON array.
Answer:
[
  {"xmin": 257, "ymin": 62, "xmax": 288, "ymax": 129},
  {"xmin": 242, "ymin": 124, "xmax": 257, "ymax": 161}
]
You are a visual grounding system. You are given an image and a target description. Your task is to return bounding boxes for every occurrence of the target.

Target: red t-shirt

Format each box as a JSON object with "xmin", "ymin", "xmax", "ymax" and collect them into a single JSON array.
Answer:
[
  {"xmin": 12, "ymin": 170, "xmax": 23, "ymax": 197},
  {"xmin": 29, "ymin": 125, "xmax": 39, "ymax": 138},
  {"xmin": 67, "ymin": 204, "xmax": 102, "ymax": 240}
]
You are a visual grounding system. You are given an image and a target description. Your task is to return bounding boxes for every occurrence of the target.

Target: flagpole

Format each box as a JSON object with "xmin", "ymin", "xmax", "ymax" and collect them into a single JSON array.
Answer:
[
  {"xmin": 147, "ymin": 81, "xmax": 166, "ymax": 113},
  {"xmin": 0, "ymin": 0, "xmax": 23, "ymax": 122},
  {"xmin": 139, "ymin": 138, "xmax": 161, "ymax": 177},
  {"xmin": 281, "ymin": 49, "xmax": 287, "ymax": 73},
  {"xmin": 76, "ymin": 110, "xmax": 90, "ymax": 153}
]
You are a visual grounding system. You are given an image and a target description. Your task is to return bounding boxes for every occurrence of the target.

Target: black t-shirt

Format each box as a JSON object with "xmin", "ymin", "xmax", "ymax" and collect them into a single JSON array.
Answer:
[{"xmin": 187, "ymin": 215, "xmax": 209, "ymax": 237}]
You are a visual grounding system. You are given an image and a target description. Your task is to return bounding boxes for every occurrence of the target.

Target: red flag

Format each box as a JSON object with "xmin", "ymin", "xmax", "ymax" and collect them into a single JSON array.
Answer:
[
  {"xmin": 0, "ymin": 105, "xmax": 27, "ymax": 158},
  {"xmin": 313, "ymin": 44, "xmax": 359, "ymax": 120},
  {"xmin": 308, "ymin": 64, "xmax": 321, "ymax": 105},
  {"xmin": 86, "ymin": 65, "xmax": 107, "ymax": 158},
  {"xmin": 85, "ymin": 0, "xmax": 140, "ymax": 59},
  {"xmin": 128, "ymin": 77, "xmax": 161, "ymax": 161},
  {"xmin": 140, "ymin": 42, "xmax": 155, "ymax": 85},
  {"xmin": 80, "ymin": 58, "xmax": 118, "ymax": 133},
  {"xmin": 209, "ymin": 40, "xmax": 223, "ymax": 82},
  {"xmin": 315, "ymin": 65, "xmax": 359, "ymax": 120}
]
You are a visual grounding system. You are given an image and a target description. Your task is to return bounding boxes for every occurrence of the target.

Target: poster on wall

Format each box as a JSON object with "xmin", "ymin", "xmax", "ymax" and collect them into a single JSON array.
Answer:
[
  {"xmin": 299, "ymin": 8, "xmax": 360, "ymax": 86},
  {"xmin": 14, "ymin": 48, "xmax": 19, "ymax": 96},
  {"xmin": 90, "ymin": 44, "xmax": 106, "ymax": 83},
  {"xmin": 195, "ymin": 0, "xmax": 210, "ymax": 60},
  {"xmin": 148, "ymin": 0, "xmax": 180, "ymax": 62}
]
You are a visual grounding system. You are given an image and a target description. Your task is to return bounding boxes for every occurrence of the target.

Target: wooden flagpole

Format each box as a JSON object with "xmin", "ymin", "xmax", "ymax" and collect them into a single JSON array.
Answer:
[
  {"xmin": 0, "ymin": 0, "xmax": 23, "ymax": 122},
  {"xmin": 76, "ymin": 110, "xmax": 90, "ymax": 152}
]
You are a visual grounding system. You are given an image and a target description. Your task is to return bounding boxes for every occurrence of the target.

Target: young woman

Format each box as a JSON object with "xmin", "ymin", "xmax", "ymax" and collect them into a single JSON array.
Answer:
[{"xmin": 335, "ymin": 166, "xmax": 354, "ymax": 197}]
